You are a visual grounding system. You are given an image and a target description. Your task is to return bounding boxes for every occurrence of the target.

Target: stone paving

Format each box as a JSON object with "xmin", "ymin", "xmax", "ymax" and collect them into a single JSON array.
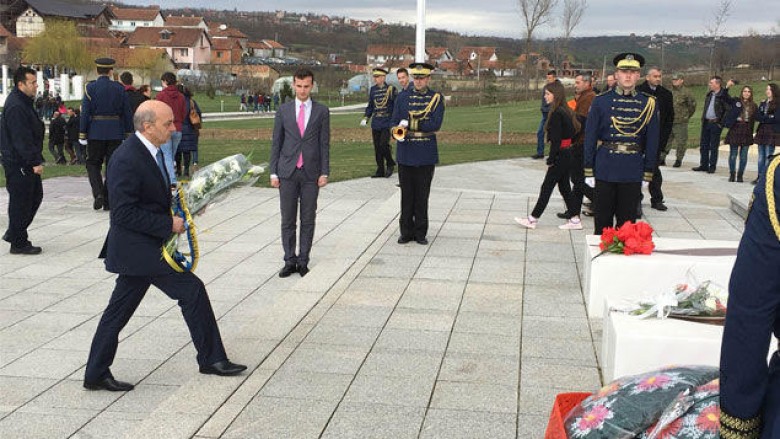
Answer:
[{"xmin": 0, "ymin": 150, "xmax": 753, "ymax": 438}]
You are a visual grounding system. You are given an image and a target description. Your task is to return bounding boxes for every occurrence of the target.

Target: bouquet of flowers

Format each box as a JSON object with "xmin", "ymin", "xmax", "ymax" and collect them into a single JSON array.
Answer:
[
  {"xmin": 627, "ymin": 280, "xmax": 728, "ymax": 321},
  {"xmin": 598, "ymin": 221, "xmax": 655, "ymax": 256},
  {"xmin": 162, "ymin": 154, "xmax": 266, "ymax": 272}
]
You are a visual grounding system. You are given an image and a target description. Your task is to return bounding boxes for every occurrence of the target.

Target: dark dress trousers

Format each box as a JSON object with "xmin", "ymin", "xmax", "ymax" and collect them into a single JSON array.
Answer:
[
  {"xmin": 270, "ymin": 100, "xmax": 330, "ymax": 266},
  {"xmin": 85, "ymin": 134, "xmax": 227, "ymax": 383}
]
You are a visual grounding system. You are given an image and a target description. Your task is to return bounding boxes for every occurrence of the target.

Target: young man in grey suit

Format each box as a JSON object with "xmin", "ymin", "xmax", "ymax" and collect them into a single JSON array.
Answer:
[{"xmin": 270, "ymin": 68, "xmax": 330, "ymax": 278}]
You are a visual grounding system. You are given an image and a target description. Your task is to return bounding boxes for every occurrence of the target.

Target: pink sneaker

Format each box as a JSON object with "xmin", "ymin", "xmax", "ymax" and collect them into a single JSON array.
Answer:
[
  {"xmin": 514, "ymin": 216, "xmax": 537, "ymax": 229},
  {"xmin": 558, "ymin": 219, "xmax": 583, "ymax": 230}
]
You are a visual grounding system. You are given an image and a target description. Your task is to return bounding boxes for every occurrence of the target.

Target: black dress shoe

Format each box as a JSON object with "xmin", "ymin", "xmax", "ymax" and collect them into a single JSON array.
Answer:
[
  {"xmin": 673, "ymin": 160, "xmax": 682, "ymax": 168},
  {"xmin": 706, "ymin": 169, "xmax": 716, "ymax": 174},
  {"xmin": 371, "ymin": 171, "xmax": 384, "ymax": 178},
  {"xmin": 556, "ymin": 212, "xmax": 570, "ymax": 219},
  {"xmin": 691, "ymin": 166, "xmax": 706, "ymax": 172},
  {"xmin": 93, "ymin": 196, "xmax": 103, "ymax": 210},
  {"xmin": 84, "ymin": 377, "xmax": 135, "ymax": 392},
  {"xmin": 2, "ymin": 231, "xmax": 9, "ymax": 243},
  {"xmin": 199, "ymin": 360, "xmax": 247, "ymax": 376},
  {"xmin": 531, "ymin": 153, "xmax": 544, "ymax": 159},
  {"xmin": 651, "ymin": 202, "xmax": 668, "ymax": 211},
  {"xmin": 10, "ymin": 245, "xmax": 42, "ymax": 255},
  {"xmin": 416, "ymin": 238, "xmax": 429, "ymax": 245},
  {"xmin": 298, "ymin": 264, "xmax": 309, "ymax": 277},
  {"xmin": 397, "ymin": 236, "xmax": 412, "ymax": 244},
  {"xmin": 279, "ymin": 264, "xmax": 297, "ymax": 278},
  {"xmin": 385, "ymin": 164, "xmax": 395, "ymax": 178}
]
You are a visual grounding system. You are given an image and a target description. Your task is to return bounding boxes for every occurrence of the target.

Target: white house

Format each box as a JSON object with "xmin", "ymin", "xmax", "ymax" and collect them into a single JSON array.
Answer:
[{"xmin": 109, "ymin": 6, "xmax": 165, "ymax": 32}]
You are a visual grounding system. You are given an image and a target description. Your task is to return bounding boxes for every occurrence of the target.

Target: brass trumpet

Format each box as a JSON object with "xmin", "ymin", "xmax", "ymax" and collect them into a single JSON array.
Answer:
[{"xmin": 391, "ymin": 126, "xmax": 407, "ymax": 141}]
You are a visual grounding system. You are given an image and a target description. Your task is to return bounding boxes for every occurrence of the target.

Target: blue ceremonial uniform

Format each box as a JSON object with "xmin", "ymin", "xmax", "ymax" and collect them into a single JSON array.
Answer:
[
  {"xmin": 79, "ymin": 76, "xmax": 133, "ymax": 141},
  {"xmin": 391, "ymin": 85, "xmax": 445, "ymax": 242},
  {"xmin": 392, "ymin": 87, "xmax": 445, "ymax": 166},
  {"xmin": 365, "ymin": 83, "xmax": 397, "ymax": 176},
  {"xmin": 720, "ymin": 154, "xmax": 780, "ymax": 439},
  {"xmin": 583, "ymin": 87, "xmax": 660, "ymax": 234},
  {"xmin": 365, "ymin": 83, "xmax": 396, "ymax": 130},
  {"xmin": 583, "ymin": 88, "xmax": 660, "ymax": 183},
  {"xmin": 80, "ymin": 75, "xmax": 134, "ymax": 210}
]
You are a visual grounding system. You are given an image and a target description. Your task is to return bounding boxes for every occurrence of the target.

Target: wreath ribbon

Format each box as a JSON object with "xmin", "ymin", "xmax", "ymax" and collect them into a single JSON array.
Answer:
[{"xmin": 162, "ymin": 184, "xmax": 199, "ymax": 272}]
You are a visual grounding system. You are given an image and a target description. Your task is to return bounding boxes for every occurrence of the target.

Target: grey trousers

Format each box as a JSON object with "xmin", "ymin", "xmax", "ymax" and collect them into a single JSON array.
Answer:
[{"xmin": 279, "ymin": 168, "xmax": 319, "ymax": 265}]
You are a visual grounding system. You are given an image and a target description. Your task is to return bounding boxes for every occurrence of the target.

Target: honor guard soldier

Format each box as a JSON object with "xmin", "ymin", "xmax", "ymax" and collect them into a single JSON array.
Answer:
[
  {"xmin": 391, "ymin": 62, "xmax": 445, "ymax": 245},
  {"xmin": 79, "ymin": 57, "xmax": 133, "ymax": 211},
  {"xmin": 583, "ymin": 53, "xmax": 660, "ymax": 234},
  {"xmin": 361, "ymin": 68, "xmax": 397, "ymax": 178},
  {"xmin": 720, "ymin": 154, "xmax": 780, "ymax": 439}
]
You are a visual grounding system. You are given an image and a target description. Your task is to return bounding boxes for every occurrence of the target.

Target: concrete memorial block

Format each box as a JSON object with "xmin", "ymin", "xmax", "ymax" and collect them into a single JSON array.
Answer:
[{"xmin": 583, "ymin": 235, "xmax": 739, "ymax": 318}]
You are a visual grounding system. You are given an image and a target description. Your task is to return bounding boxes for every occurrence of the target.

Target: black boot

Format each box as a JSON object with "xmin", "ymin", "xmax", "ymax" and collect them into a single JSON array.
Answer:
[
  {"xmin": 371, "ymin": 168, "xmax": 384, "ymax": 178},
  {"xmin": 737, "ymin": 173, "xmax": 744, "ymax": 183},
  {"xmin": 729, "ymin": 172, "xmax": 735, "ymax": 182}
]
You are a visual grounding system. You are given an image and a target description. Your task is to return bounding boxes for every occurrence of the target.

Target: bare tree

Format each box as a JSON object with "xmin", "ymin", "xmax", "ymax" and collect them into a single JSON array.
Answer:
[
  {"xmin": 558, "ymin": 0, "xmax": 587, "ymax": 68},
  {"xmin": 704, "ymin": 0, "xmax": 735, "ymax": 74},
  {"xmin": 518, "ymin": 0, "xmax": 558, "ymax": 96}
]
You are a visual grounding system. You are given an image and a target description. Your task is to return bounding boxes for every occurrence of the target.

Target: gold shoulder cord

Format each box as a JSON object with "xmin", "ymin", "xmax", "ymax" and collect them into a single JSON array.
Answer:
[
  {"xmin": 409, "ymin": 92, "xmax": 441, "ymax": 119},
  {"xmin": 610, "ymin": 96, "xmax": 656, "ymax": 136},
  {"xmin": 766, "ymin": 156, "xmax": 780, "ymax": 241},
  {"xmin": 374, "ymin": 86, "xmax": 392, "ymax": 109}
]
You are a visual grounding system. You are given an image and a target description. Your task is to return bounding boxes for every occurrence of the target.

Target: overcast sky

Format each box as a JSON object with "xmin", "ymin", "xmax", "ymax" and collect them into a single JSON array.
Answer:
[{"xmin": 132, "ymin": 0, "xmax": 778, "ymax": 39}]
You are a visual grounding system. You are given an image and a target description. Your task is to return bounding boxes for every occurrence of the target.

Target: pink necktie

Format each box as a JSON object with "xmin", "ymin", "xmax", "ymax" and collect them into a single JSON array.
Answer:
[{"xmin": 296, "ymin": 103, "xmax": 305, "ymax": 168}]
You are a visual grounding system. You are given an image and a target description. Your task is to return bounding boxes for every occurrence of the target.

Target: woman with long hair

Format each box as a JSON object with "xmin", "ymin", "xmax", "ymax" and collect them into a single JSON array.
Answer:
[
  {"xmin": 724, "ymin": 86, "xmax": 757, "ymax": 182},
  {"xmin": 515, "ymin": 81, "xmax": 582, "ymax": 230},
  {"xmin": 754, "ymin": 83, "xmax": 780, "ymax": 184},
  {"xmin": 175, "ymin": 85, "xmax": 201, "ymax": 178}
]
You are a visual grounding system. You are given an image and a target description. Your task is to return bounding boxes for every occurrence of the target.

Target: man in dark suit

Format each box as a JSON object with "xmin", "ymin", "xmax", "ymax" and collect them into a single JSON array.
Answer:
[
  {"xmin": 270, "ymin": 68, "xmax": 330, "ymax": 278},
  {"xmin": 637, "ymin": 66, "xmax": 674, "ymax": 212},
  {"xmin": 84, "ymin": 100, "xmax": 246, "ymax": 392},
  {"xmin": 79, "ymin": 58, "xmax": 133, "ymax": 211}
]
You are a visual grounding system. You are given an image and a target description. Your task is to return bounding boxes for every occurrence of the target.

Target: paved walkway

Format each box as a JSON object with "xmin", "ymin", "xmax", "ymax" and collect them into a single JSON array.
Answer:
[{"xmin": 0, "ymin": 151, "xmax": 752, "ymax": 438}]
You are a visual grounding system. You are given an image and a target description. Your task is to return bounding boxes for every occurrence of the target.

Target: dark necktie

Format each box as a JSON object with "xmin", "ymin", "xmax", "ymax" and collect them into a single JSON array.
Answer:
[{"xmin": 156, "ymin": 149, "xmax": 169, "ymax": 185}]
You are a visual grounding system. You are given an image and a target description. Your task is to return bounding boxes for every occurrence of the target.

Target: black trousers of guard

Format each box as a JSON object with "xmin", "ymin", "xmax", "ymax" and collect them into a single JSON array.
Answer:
[
  {"xmin": 86, "ymin": 139, "xmax": 121, "ymax": 204},
  {"xmin": 568, "ymin": 144, "xmax": 594, "ymax": 216},
  {"xmin": 398, "ymin": 164, "xmax": 434, "ymax": 241},
  {"xmin": 593, "ymin": 180, "xmax": 641, "ymax": 235},
  {"xmin": 372, "ymin": 129, "xmax": 395, "ymax": 173},
  {"xmin": 85, "ymin": 272, "xmax": 228, "ymax": 383},
  {"xmin": 2, "ymin": 164, "xmax": 43, "ymax": 249}
]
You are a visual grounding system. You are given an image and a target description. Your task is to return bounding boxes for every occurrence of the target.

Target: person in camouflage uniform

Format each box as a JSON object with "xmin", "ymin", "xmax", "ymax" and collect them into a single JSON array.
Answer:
[{"xmin": 669, "ymin": 73, "xmax": 697, "ymax": 167}]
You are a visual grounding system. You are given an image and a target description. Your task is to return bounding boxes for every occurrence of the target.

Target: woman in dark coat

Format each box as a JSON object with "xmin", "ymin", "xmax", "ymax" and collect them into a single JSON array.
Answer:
[
  {"xmin": 754, "ymin": 83, "xmax": 780, "ymax": 184},
  {"xmin": 724, "ymin": 86, "xmax": 757, "ymax": 182},
  {"xmin": 175, "ymin": 86, "xmax": 201, "ymax": 178},
  {"xmin": 515, "ymin": 81, "xmax": 582, "ymax": 230}
]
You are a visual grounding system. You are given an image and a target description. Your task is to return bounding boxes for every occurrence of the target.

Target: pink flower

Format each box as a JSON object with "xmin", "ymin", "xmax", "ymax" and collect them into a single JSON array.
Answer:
[
  {"xmin": 696, "ymin": 405, "xmax": 720, "ymax": 432},
  {"xmin": 576, "ymin": 404, "xmax": 613, "ymax": 432},
  {"xmin": 635, "ymin": 374, "xmax": 672, "ymax": 392}
]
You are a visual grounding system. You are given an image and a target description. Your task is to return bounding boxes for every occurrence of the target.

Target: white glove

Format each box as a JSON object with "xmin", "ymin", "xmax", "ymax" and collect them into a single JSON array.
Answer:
[
  {"xmin": 78, "ymin": 139, "xmax": 88, "ymax": 146},
  {"xmin": 399, "ymin": 119, "xmax": 409, "ymax": 128},
  {"xmin": 642, "ymin": 181, "xmax": 649, "ymax": 189},
  {"xmin": 359, "ymin": 118, "xmax": 367, "ymax": 127},
  {"xmin": 585, "ymin": 177, "xmax": 595, "ymax": 188}
]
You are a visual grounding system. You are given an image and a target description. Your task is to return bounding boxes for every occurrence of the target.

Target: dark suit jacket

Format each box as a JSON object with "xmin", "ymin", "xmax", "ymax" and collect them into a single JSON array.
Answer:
[
  {"xmin": 99, "ymin": 133, "xmax": 174, "ymax": 276},
  {"xmin": 270, "ymin": 99, "xmax": 330, "ymax": 181},
  {"xmin": 638, "ymin": 81, "xmax": 675, "ymax": 154}
]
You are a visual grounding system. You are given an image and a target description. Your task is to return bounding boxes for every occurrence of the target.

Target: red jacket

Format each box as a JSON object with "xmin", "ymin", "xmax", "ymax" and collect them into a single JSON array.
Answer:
[{"xmin": 155, "ymin": 85, "xmax": 187, "ymax": 131}]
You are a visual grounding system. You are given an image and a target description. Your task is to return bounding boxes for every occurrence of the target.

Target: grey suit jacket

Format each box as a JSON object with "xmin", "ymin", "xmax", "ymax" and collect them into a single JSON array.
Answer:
[{"xmin": 270, "ymin": 99, "xmax": 330, "ymax": 181}]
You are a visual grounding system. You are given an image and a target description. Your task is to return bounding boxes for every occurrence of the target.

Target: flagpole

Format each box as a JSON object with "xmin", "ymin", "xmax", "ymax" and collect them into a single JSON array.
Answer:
[{"xmin": 416, "ymin": 0, "xmax": 426, "ymax": 62}]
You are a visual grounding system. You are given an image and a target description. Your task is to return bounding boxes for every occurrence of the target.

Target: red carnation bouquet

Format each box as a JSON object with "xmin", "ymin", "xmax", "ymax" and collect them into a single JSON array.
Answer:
[{"xmin": 598, "ymin": 221, "xmax": 655, "ymax": 256}]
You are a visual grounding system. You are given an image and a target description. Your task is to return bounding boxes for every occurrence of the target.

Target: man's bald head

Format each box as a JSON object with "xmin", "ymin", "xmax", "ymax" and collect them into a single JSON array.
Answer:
[{"xmin": 134, "ymin": 100, "xmax": 175, "ymax": 147}]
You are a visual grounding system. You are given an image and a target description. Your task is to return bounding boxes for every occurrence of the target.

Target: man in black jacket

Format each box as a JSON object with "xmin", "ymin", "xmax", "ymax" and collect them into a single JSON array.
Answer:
[
  {"xmin": 66, "ymin": 107, "xmax": 82, "ymax": 164},
  {"xmin": 0, "ymin": 67, "xmax": 45, "ymax": 255},
  {"xmin": 637, "ymin": 67, "xmax": 674, "ymax": 211},
  {"xmin": 119, "ymin": 71, "xmax": 148, "ymax": 115},
  {"xmin": 693, "ymin": 76, "xmax": 731, "ymax": 173}
]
